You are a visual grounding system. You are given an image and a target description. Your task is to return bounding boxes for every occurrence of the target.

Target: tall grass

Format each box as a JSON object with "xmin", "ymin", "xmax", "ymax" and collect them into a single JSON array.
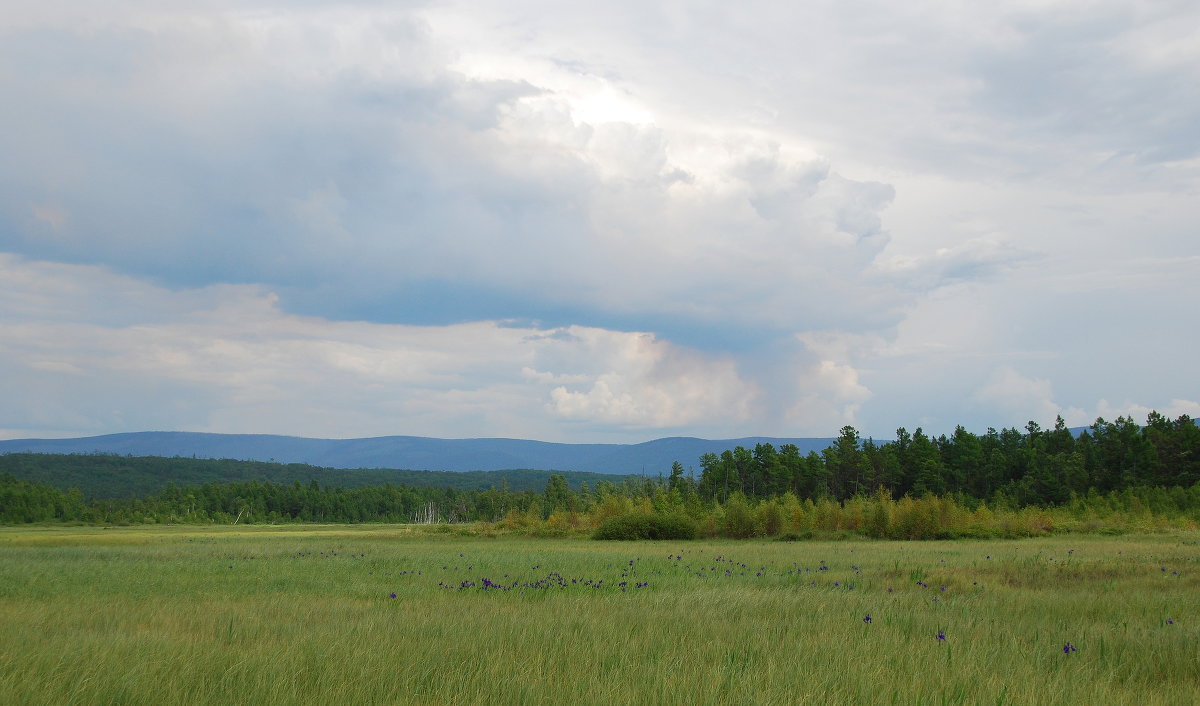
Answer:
[{"xmin": 0, "ymin": 526, "xmax": 1196, "ymax": 704}]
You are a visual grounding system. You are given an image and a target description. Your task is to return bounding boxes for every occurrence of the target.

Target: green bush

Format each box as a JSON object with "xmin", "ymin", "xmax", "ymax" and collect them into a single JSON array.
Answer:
[
  {"xmin": 652, "ymin": 513, "xmax": 698, "ymax": 540},
  {"xmin": 720, "ymin": 493, "xmax": 759, "ymax": 538},
  {"xmin": 593, "ymin": 513, "xmax": 697, "ymax": 540}
]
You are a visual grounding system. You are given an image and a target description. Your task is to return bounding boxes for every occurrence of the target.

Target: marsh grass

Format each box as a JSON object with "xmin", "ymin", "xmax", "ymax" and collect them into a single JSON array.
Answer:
[{"xmin": 1, "ymin": 526, "xmax": 1196, "ymax": 704}]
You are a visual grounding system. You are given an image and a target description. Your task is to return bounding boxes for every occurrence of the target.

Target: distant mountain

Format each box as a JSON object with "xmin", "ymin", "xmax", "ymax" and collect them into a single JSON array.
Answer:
[{"xmin": 0, "ymin": 432, "xmax": 837, "ymax": 475}]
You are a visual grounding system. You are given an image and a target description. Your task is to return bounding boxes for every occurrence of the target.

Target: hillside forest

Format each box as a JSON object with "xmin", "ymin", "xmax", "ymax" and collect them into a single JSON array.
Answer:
[{"xmin": 2, "ymin": 413, "xmax": 1198, "ymax": 538}]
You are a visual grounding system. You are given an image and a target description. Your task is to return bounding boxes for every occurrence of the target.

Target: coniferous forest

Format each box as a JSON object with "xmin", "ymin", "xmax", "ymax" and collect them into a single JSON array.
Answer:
[{"xmin": 1, "ymin": 413, "xmax": 1198, "ymax": 537}]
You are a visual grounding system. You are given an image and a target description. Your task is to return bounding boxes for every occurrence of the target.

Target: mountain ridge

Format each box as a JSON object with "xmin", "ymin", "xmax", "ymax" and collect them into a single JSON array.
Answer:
[{"xmin": 0, "ymin": 431, "xmax": 837, "ymax": 475}]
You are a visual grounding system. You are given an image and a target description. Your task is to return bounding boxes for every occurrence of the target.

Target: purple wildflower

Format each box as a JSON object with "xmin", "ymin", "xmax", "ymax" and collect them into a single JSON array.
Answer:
[
  {"xmin": 1062, "ymin": 642, "xmax": 1077, "ymax": 654},
  {"xmin": 863, "ymin": 614, "xmax": 872, "ymax": 624},
  {"xmin": 389, "ymin": 592, "xmax": 397, "ymax": 599},
  {"xmin": 936, "ymin": 629, "xmax": 946, "ymax": 641}
]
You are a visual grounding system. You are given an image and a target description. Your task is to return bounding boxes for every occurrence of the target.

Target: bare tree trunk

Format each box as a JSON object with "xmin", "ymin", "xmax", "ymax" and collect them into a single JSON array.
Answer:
[{"xmin": 413, "ymin": 502, "xmax": 437, "ymax": 524}]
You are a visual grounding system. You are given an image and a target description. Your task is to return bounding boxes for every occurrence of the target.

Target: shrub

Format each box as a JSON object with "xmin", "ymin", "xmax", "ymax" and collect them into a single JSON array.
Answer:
[
  {"xmin": 592, "ymin": 495, "xmax": 633, "ymax": 525},
  {"xmin": 593, "ymin": 514, "xmax": 650, "ymax": 540},
  {"xmin": 721, "ymin": 493, "xmax": 759, "ymax": 538},
  {"xmin": 756, "ymin": 500, "xmax": 786, "ymax": 536},
  {"xmin": 593, "ymin": 513, "xmax": 697, "ymax": 540},
  {"xmin": 652, "ymin": 513, "xmax": 698, "ymax": 540}
]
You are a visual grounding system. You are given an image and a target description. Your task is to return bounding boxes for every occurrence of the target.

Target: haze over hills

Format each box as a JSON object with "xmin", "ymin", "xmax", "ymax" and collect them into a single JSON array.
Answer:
[{"xmin": 0, "ymin": 432, "xmax": 838, "ymax": 475}]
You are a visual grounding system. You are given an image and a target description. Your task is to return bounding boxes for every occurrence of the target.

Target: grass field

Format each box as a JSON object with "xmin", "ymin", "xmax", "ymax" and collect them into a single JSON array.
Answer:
[{"xmin": 0, "ymin": 526, "xmax": 1196, "ymax": 705}]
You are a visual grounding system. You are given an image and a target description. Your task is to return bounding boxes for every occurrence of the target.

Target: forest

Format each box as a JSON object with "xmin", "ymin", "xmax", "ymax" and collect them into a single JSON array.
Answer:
[
  {"xmin": 1, "ymin": 413, "xmax": 1198, "ymax": 537},
  {"xmin": 693, "ymin": 412, "xmax": 1200, "ymax": 506},
  {"xmin": 0, "ymin": 453, "xmax": 627, "ymax": 499}
]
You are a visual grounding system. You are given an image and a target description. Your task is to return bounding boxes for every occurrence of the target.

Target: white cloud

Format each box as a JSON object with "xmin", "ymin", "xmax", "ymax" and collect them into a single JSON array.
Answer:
[
  {"xmin": 975, "ymin": 366, "xmax": 1061, "ymax": 426},
  {"xmin": 0, "ymin": 0, "xmax": 912, "ymax": 341},
  {"xmin": 874, "ymin": 234, "xmax": 1039, "ymax": 290},
  {"xmin": 0, "ymin": 256, "xmax": 768, "ymax": 440},
  {"xmin": 972, "ymin": 369, "xmax": 1200, "ymax": 431},
  {"xmin": 1065, "ymin": 399, "xmax": 1200, "ymax": 428},
  {"xmin": 784, "ymin": 359, "xmax": 873, "ymax": 431},
  {"xmin": 0, "ymin": 0, "xmax": 1197, "ymax": 443},
  {"xmin": 546, "ymin": 331, "xmax": 756, "ymax": 428}
]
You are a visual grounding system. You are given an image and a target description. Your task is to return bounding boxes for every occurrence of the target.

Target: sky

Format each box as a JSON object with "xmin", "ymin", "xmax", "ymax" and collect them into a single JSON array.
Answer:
[{"xmin": 1, "ymin": 0, "xmax": 1198, "ymax": 443}]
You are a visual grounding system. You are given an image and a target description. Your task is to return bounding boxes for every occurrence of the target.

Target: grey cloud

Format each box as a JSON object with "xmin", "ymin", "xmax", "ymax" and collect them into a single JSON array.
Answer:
[
  {"xmin": 0, "ymin": 14, "xmax": 559, "ymax": 283},
  {"xmin": 515, "ymin": 0, "xmax": 1200, "ymax": 183},
  {"xmin": 0, "ymin": 257, "xmax": 771, "ymax": 439},
  {"xmin": 875, "ymin": 237, "xmax": 1040, "ymax": 291},
  {"xmin": 967, "ymin": 4, "xmax": 1200, "ymax": 167},
  {"xmin": 5, "ymin": 0, "xmax": 1195, "ymax": 441},
  {"xmin": 0, "ymin": 5, "xmax": 908, "ymax": 344}
]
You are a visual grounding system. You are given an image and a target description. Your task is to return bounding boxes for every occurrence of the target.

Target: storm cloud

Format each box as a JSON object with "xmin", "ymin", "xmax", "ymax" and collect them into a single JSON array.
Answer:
[{"xmin": 2, "ymin": 0, "xmax": 1197, "ymax": 441}]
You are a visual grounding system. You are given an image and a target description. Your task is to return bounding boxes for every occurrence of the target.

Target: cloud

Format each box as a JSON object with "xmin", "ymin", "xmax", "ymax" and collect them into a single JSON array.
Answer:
[
  {"xmin": 0, "ymin": 255, "xmax": 769, "ymax": 439},
  {"xmin": 874, "ymin": 235, "xmax": 1039, "ymax": 290},
  {"xmin": 0, "ymin": 0, "xmax": 1196, "ymax": 443},
  {"xmin": 490, "ymin": 0, "xmax": 1200, "ymax": 184},
  {"xmin": 964, "ymin": 2, "xmax": 1200, "ymax": 168},
  {"xmin": 0, "ymin": 1, "xmax": 911, "ymax": 346},
  {"xmin": 972, "ymin": 367, "xmax": 1200, "ymax": 431},
  {"xmin": 975, "ymin": 367, "xmax": 1061, "ymax": 427},
  {"xmin": 546, "ymin": 331, "xmax": 757, "ymax": 428},
  {"xmin": 784, "ymin": 360, "xmax": 873, "ymax": 431},
  {"xmin": 1064, "ymin": 399, "xmax": 1200, "ymax": 428}
]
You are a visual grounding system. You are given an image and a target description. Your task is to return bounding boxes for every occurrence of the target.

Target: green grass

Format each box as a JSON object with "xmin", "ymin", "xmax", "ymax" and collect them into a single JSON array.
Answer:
[{"xmin": 1, "ymin": 526, "xmax": 1196, "ymax": 705}]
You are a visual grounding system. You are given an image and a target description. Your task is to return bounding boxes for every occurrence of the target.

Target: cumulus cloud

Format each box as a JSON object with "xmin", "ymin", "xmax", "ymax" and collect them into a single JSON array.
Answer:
[
  {"xmin": 0, "ymin": 0, "xmax": 909, "ymax": 345},
  {"xmin": 1, "ymin": 0, "xmax": 1196, "ymax": 442},
  {"xmin": 545, "ymin": 331, "xmax": 756, "ymax": 428},
  {"xmin": 974, "ymin": 367, "xmax": 1062, "ymax": 427},
  {"xmin": 783, "ymin": 360, "xmax": 873, "ymax": 431},
  {"xmin": 972, "ymin": 367, "xmax": 1200, "ymax": 431},
  {"xmin": 0, "ymin": 255, "xmax": 770, "ymax": 439}
]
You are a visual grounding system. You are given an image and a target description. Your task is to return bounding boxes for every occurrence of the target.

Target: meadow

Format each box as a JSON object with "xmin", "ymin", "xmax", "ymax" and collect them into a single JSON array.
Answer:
[{"xmin": 0, "ymin": 526, "xmax": 1196, "ymax": 705}]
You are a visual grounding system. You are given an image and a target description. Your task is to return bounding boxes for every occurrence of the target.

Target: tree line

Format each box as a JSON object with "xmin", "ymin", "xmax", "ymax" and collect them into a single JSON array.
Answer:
[
  {"xmin": 0, "ymin": 413, "xmax": 1197, "ymax": 536},
  {"xmin": 692, "ymin": 413, "xmax": 1199, "ymax": 507},
  {"xmin": 0, "ymin": 473, "xmax": 658, "ymax": 526},
  {"xmin": 0, "ymin": 452, "xmax": 633, "ymax": 500}
]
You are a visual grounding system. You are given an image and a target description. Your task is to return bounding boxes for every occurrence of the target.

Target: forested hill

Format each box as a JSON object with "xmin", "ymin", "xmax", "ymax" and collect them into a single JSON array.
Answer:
[
  {"xmin": 0, "ymin": 453, "xmax": 639, "ymax": 500},
  {"xmin": 0, "ymin": 432, "xmax": 835, "ymax": 474},
  {"xmin": 5, "ymin": 415, "xmax": 1196, "ymax": 506}
]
